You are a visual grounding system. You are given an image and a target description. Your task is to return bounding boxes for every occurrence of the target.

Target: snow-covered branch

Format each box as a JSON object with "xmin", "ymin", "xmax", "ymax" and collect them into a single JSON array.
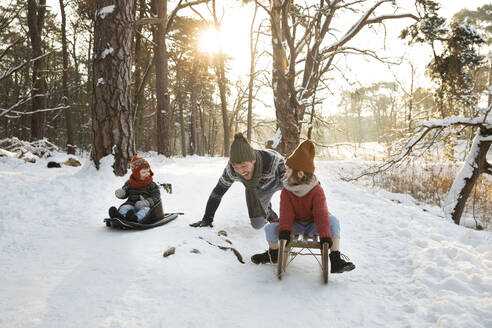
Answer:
[
  {"xmin": 1, "ymin": 104, "xmax": 70, "ymax": 119},
  {"xmin": 0, "ymin": 96, "xmax": 33, "ymax": 118},
  {"xmin": 0, "ymin": 38, "xmax": 23, "ymax": 62},
  {"xmin": 419, "ymin": 116, "xmax": 492, "ymax": 129},
  {"xmin": 0, "ymin": 52, "xmax": 50, "ymax": 82},
  {"xmin": 343, "ymin": 113, "xmax": 491, "ymax": 182}
]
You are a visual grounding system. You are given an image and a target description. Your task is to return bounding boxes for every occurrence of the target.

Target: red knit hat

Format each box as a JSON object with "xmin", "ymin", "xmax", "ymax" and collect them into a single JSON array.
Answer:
[
  {"xmin": 285, "ymin": 140, "xmax": 315, "ymax": 174},
  {"xmin": 130, "ymin": 155, "xmax": 152, "ymax": 178}
]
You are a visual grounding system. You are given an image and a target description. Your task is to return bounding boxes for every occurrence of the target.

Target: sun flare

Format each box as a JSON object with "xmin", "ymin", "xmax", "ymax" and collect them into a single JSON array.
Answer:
[
  {"xmin": 198, "ymin": 27, "xmax": 222, "ymax": 54},
  {"xmin": 195, "ymin": 6, "xmax": 257, "ymax": 77}
]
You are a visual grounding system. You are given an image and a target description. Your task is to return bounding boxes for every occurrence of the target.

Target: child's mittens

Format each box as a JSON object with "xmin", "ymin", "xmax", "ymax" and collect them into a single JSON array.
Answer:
[
  {"xmin": 279, "ymin": 230, "xmax": 291, "ymax": 243},
  {"xmin": 320, "ymin": 237, "xmax": 333, "ymax": 249},
  {"xmin": 135, "ymin": 195, "xmax": 150, "ymax": 210},
  {"xmin": 115, "ymin": 188, "xmax": 126, "ymax": 199}
]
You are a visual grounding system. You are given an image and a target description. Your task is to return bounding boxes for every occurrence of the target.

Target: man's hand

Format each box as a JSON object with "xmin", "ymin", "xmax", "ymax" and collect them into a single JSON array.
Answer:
[{"xmin": 189, "ymin": 217, "xmax": 214, "ymax": 228}]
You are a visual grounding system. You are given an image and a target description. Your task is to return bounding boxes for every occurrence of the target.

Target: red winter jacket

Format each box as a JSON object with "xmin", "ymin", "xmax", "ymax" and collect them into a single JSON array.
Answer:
[{"xmin": 278, "ymin": 183, "xmax": 332, "ymax": 239}]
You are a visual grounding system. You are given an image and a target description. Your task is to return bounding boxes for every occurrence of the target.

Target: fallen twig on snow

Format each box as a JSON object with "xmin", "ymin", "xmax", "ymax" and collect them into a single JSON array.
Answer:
[{"xmin": 198, "ymin": 237, "xmax": 245, "ymax": 264}]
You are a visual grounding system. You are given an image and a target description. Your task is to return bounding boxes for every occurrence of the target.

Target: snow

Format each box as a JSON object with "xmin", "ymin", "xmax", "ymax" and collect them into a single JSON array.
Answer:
[
  {"xmin": 0, "ymin": 148, "xmax": 16, "ymax": 158},
  {"xmin": 458, "ymin": 24, "xmax": 486, "ymax": 43},
  {"xmin": 271, "ymin": 128, "xmax": 282, "ymax": 148},
  {"xmin": 97, "ymin": 5, "xmax": 116, "ymax": 19},
  {"xmin": 0, "ymin": 154, "xmax": 491, "ymax": 327},
  {"xmin": 419, "ymin": 116, "xmax": 492, "ymax": 128},
  {"xmin": 101, "ymin": 46, "xmax": 114, "ymax": 59}
]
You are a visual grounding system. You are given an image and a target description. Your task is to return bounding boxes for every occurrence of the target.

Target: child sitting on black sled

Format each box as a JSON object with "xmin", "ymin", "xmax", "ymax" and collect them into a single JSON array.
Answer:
[
  {"xmin": 251, "ymin": 140, "xmax": 355, "ymax": 274},
  {"xmin": 108, "ymin": 156, "xmax": 161, "ymax": 223}
]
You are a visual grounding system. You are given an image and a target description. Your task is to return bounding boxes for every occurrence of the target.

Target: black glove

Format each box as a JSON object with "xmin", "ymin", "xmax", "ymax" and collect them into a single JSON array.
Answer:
[
  {"xmin": 279, "ymin": 230, "xmax": 291, "ymax": 243},
  {"xmin": 189, "ymin": 217, "xmax": 213, "ymax": 228},
  {"xmin": 320, "ymin": 237, "xmax": 333, "ymax": 249}
]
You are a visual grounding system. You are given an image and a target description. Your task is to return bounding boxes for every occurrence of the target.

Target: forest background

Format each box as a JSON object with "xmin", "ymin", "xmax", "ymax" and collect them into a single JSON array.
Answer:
[{"xmin": 0, "ymin": 0, "xmax": 491, "ymax": 228}]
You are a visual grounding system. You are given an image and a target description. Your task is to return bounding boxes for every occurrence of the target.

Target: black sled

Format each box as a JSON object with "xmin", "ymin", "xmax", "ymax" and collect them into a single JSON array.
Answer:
[{"xmin": 104, "ymin": 200, "xmax": 182, "ymax": 230}]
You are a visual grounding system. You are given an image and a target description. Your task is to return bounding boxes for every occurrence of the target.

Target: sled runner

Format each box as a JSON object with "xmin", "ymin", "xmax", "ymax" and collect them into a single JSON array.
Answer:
[
  {"xmin": 277, "ymin": 234, "xmax": 330, "ymax": 284},
  {"xmin": 104, "ymin": 200, "xmax": 182, "ymax": 230}
]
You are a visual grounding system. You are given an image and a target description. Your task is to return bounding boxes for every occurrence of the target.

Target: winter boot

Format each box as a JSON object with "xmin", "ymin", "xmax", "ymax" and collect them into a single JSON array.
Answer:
[
  {"xmin": 125, "ymin": 210, "xmax": 139, "ymax": 222},
  {"xmin": 251, "ymin": 249, "xmax": 278, "ymax": 264},
  {"xmin": 109, "ymin": 206, "xmax": 124, "ymax": 219},
  {"xmin": 329, "ymin": 251, "xmax": 355, "ymax": 273}
]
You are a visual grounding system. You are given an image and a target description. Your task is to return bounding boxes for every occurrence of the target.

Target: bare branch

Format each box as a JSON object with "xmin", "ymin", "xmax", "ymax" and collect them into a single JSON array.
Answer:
[
  {"xmin": 135, "ymin": 30, "xmax": 157, "ymax": 47},
  {"xmin": 166, "ymin": 0, "xmax": 185, "ymax": 32},
  {"xmin": 254, "ymin": 0, "xmax": 272, "ymax": 17},
  {"xmin": 134, "ymin": 0, "xmax": 210, "ymax": 30},
  {"xmin": 326, "ymin": 1, "xmax": 417, "ymax": 53},
  {"xmin": 326, "ymin": 46, "xmax": 402, "ymax": 65},
  {"xmin": 134, "ymin": 17, "xmax": 160, "ymax": 26}
]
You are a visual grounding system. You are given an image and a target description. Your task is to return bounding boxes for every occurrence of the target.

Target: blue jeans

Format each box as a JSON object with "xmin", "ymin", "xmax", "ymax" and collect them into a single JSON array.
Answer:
[
  {"xmin": 119, "ymin": 204, "xmax": 150, "ymax": 222},
  {"xmin": 264, "ymin": 215, "xmax": 341, "ymax": 243}
]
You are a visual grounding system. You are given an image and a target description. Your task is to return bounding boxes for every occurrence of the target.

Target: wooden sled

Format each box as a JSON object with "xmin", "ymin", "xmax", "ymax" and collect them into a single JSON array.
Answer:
[{"xmin": 277, "ymin": 234, "xmax": 330, "ymax": 284}]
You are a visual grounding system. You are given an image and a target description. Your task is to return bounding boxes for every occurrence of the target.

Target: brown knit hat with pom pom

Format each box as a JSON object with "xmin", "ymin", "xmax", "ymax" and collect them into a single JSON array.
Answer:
[{"xmin": 285, "ymin": 140, "xmax": 315, "ymax": 174}]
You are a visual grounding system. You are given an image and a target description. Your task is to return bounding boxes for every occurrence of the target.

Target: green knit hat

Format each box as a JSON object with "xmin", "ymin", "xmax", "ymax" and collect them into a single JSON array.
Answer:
[{"xmin": 230, "ymin": 133, "xmax": 256, "ymax": 163}]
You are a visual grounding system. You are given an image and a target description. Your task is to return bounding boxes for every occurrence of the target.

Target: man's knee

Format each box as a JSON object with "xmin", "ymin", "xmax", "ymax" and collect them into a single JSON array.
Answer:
[{"xmin": 250, "ymin": 216, "xmax": 267, "ymax": 230}]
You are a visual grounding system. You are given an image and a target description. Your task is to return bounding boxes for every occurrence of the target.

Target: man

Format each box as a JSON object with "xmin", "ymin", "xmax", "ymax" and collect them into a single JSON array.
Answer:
[{"xmin": 190, "ymin": 133, "xmax": 285, "ymax": 229}]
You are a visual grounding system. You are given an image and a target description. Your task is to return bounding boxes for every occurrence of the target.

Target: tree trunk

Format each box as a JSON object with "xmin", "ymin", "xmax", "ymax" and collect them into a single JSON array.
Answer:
[
  {"xmin": 27, "ymin": 0, "xmax": 47, "ymax": 141},
  {"xmin": 133, "ymin": 0, "xmax": 145, "ymax": 150},
  {"xmin": 247, "ymin": 3, "xmax": 259, "ymax": 143},
  {"xmin": 151, "ymin": 0, "xmax": 172, "ymax": 157},
  {"xmin": 59, "ymin": 0, "xmax": 74, "ymax": 154},
  {"xmin": 87, "ymin": 32, "xmax": 92, "ymax": 105},
  {"xmin": 189, "ymin": 62, "xmax": 199, "ymax": 155},
  {"xmin": 176, "ymin": 65, "xmax": 186, "ymax": 157},
  {"xmin": 408, "ymin": 62, "xmax": 415, "ymax": 133},
  {"xmin": 198, "ymin": 103, "xmax": 207, "ymax": 156},
  {"xmin": 214, "ymin": 54, "xmax": 230, "ymax": 156},
  {"xmin": 444, "ymin": 126, "xmax": 492, "ymax": 225},
  {"xmin": 270, "ymin": 0, "xmax": 298, "ymax": 156},
  {"xmin": 91, "ymin": 0, "xmax": 135, "ymax": 176}
]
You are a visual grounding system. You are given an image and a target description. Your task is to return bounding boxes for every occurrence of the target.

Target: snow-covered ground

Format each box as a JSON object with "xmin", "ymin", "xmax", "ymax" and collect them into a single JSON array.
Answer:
[{"xmin": 1, "ymin": 154, "xmax": 491, "ymax": 328}]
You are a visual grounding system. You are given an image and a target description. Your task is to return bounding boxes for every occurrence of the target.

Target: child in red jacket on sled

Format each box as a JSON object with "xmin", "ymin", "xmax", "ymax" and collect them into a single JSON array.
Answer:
[
  {"xmin": 251, "ymin": 140, "xmax": 355, "ymax": 274},
  {"xmin": 108, "ymin": 156, "xmax": 161, "ymax": 223}
]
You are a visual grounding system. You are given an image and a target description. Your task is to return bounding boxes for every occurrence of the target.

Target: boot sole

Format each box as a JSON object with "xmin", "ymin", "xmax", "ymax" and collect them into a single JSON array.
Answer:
[{"xmin": 331, "ymin": 263, "xmax": 356, "ymax": 274}]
